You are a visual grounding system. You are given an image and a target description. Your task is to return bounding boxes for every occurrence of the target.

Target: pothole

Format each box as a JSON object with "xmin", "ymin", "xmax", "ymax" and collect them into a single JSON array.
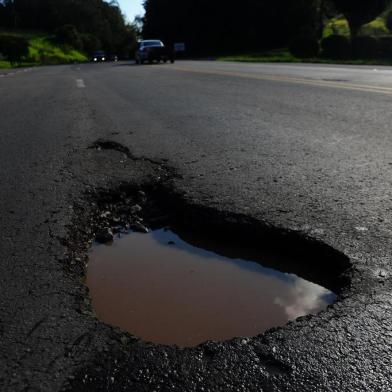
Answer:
[
  {"xmin": 86, "ymin": 226, "xmax": 336, "ymax": 347},
  {"xmin": 80, "ymin": 186, "xmax": 350, "ymax": 348}
]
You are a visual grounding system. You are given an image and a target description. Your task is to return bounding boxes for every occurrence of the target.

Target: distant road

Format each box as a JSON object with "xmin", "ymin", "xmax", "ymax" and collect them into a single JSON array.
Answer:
[
  {"xmin": 1, "ymin": 60, "xmax": 392, "ymax": 391},
  {"xmin": 173, "ymin": 60, "xmax": 392, "ymax": 92}
]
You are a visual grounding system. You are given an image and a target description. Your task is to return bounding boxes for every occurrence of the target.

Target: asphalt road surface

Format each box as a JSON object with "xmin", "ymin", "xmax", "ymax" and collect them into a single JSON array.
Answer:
[{"xmin": 1, "ymin": 60, "xmax": 392, "ymax": 391}]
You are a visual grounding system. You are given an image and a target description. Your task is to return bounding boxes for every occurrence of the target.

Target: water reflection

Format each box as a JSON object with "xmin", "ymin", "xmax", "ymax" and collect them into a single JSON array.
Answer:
[
  {"xmin": 86, "ymin": 228, "xmax": 336, "ymax": 347},
  {"xmin": 274, "ymin": 279, "xmax": 336, "ymax": 320}
]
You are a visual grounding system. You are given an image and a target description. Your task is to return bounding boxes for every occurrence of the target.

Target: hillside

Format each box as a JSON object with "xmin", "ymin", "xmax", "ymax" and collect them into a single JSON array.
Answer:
[{"xmin": 0, "ymin": 30, "xmax": 87, "ymax": 68}]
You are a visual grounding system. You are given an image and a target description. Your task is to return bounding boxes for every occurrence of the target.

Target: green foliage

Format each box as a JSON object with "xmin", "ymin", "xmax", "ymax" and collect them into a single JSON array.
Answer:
[
  {"xmin": 219, "ymin": 51, "xmax": 392, "ymax": 65},
  {"xmin": 289, "ymin": 35, "xmax": 319, "ymax": 58},
  {"xmin": 27, "ymin": 35, "xmax": 87, "ymax": 64},
  {"xmin": 323, "ymin": 18, "xmax": 350, "ymax": 37},
  {"xmin": 0, "ymin": 31, "xmax": 87, "ymax": 67},
  {"xmin": 351, "ymin": 35, "xmax": 379, "ymax": 58},
  {"xmin": 331, "ymin": 0, "xmax": 391, "ymax": 37},
  {"xmin": 323, "ymin": 17, "xmax": 388, "ymax": 38},
  {"xmin": 321, "ymin": 34, "xmax": 351, "ymax": 59},
  {"xmin": 54, "ymin": 25, "xmax": 82, "ymax": 50},
  {"xmin": 219, "ymin": 51, "xmax": 298, "ymax": 63},
  {"xmin": 360, "ymin": 17, "xmax": 389, "ymax": 36},
  {"xmin": 0, "ymin": 60, "xmax": 12, "ymax": 69},
  {"xmin": 0, "ymin": 0, "xmax": 136, "ymax": 55},
  {"xmin": 0, "ymin": 33, "xmax": 29, "ymax": 64},
  {"xmin": 324, "ymin": 16, "xmax": 389, "ymax": 38}
]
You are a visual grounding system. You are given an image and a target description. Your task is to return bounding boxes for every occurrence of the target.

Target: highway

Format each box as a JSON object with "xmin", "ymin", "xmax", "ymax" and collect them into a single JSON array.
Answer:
[{"xmin": 1, "ymin": 60, "xmax": 392, "ymax": 391}]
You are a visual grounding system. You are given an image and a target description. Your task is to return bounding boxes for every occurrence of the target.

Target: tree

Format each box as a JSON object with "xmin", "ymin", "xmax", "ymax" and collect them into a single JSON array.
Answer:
[
  {"xmin": 321, "ymin": 34, "xmax": 350, "ymax": 59},
  {"xmin": 132, "ymin": 15, "xmax": 144, "ymax": 40},
  {"xmin": 0, "ymin": 0, "xmax": 137, "ymax": 55},
  {"xmin": 0, "ymin": 2, "xmax": 5, "ymax": 26},
  {"xmin": 289, "ymin": 35, "xmax": 320, "ymax": 58},
  {"xmin": 0, "ymin": 33, "xmax": 29, "ymax": 64},
  {"xmin": 54, "ymin": 24, "xmax": 82, "ymax": 50},
  {"xmin": 80, "ymin": 34, "xmax": 102, "ymax": 53},
  {"xmin": 142, "ymin": 0, "xmax": 325, "ymax": 55},
  {"xmin": 332, "ymin": 0, "xmax": 391, "ymax": 38},
  {"xmin": 0, "ymin": 0, "xmax": 18, "ymax": 28},
  {"xmin": 386, "ymin": 9, "xmax": 392, "ymax": 32}
]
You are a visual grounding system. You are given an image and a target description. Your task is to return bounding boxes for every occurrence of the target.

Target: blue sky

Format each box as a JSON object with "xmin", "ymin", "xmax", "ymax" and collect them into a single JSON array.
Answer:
[{"xmin": 117, "ymin": 0, "xmax": 145, "ymax": 23}]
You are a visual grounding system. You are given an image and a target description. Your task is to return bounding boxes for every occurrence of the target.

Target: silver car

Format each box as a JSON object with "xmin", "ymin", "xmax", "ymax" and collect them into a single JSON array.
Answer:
[{"xmin": 135, "ymin": 40, "xmax": 175, "ymax": 64}]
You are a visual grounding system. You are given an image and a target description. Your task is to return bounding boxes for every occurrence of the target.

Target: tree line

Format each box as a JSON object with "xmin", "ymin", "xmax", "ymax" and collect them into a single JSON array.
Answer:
[
  {"xmin": 0, "ymin": 0, "xmax": 137, "ymax": 55},
  {"xmin": 142, "ymin": 0, "xmax": 392, "ymax": 55},
  {"xmin": 1, "ymin": 0, "xmax": 391, "ymax": 59}
]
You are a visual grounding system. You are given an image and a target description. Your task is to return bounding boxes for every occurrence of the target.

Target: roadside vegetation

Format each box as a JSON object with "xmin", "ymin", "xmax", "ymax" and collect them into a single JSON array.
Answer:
[
  {"xmin": 219, "ymin": 52, "xmax": 392, "ymax": 66},
  {"xmin": 220, "ymin": 15, "xmax": 392, "ymax": 65},
  {"xmin": 2, "ymin": 1, "xmax": 392, "ymax": 68},
  {"xmin": 323, "ymin": 16, "xmax": 389, "ymax": 38},
  {"xmin": 0, "ymin": 30, "xmax": 87, "ymax": 68},
  {"xmin": 231, "ymin": 1, "xmax": 392, "ymax": 65},
  {"xmin": 0, "ymin": 0, "xmax": 137, "ymax": 68},
  {"xmin": 143, "ymin": 0, "xmax": 392, "ymax": 66}
]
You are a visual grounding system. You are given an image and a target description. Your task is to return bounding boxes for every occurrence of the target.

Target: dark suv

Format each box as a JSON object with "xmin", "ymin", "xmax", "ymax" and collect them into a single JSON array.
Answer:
[
  {"xmin": 135, "ymin": 40, "xmax": 175, "ymax": 64},
  {"xmin": 92, "ymin": 51, "xmax": 106, "ymax": 62}
]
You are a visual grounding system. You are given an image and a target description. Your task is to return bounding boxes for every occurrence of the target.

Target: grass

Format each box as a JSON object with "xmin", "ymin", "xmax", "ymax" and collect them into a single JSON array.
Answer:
[
  {"xmin": 220, "ymin": 51, "xmax": 297, "ymax": 63},
  {"xmin": 0, "ymin": 60, "xmax": 12, "ymax": 69},
  {"xmin": 219, "ymin": 50, "xmax": 392, "ymax": 66},
  {"xmin": 0, "ymin": 30, "xmax": 87, "ymax": 68},
  {"xmin": 27, "ymin": 36, "xmax": 87, "ymax": 64}
]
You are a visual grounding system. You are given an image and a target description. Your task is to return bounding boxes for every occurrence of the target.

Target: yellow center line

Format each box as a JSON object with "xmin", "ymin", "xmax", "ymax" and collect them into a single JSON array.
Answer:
[{"xmin": 167, "ymin": 66, "xmax": 392, "ymax": 96}]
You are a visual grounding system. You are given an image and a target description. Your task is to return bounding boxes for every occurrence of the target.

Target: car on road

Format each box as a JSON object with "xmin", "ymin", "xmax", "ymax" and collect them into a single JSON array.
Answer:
[
  {"xmin": 135, "ymin": 40, "xmax": 175, "ymax": 64},
  {"xmin": 92, "ymin": 51, "xmax": 106, "ymax": 62}
]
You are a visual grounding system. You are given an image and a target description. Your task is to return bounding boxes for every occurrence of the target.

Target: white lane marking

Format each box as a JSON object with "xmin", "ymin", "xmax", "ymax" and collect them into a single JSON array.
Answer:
[
  {"xmin": 0, "ymin": 68, "xmax": 32, "ymax": 79},
  {"xmin": 76, "ymin": 79, "xmax": 86, "ymax": 88}
]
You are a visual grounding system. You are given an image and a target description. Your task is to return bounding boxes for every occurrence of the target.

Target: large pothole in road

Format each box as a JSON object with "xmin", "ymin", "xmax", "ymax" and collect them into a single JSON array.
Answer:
[
  {"xmin": 87, "ymin": 226, "xmax": 336, "ymax": 347},
  {"xmin": 81, "ymin": 186, "xmax": 349, "ymax": 348}
]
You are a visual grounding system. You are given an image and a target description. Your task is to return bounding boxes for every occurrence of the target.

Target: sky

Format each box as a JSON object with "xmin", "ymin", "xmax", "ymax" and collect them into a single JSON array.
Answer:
[{"xmin": 117, "ymin": 0, "xmax": 145, "ymax": 23}]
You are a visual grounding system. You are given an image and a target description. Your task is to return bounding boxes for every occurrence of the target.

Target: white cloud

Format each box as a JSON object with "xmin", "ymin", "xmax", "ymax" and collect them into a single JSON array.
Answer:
[{"xmin": 274, "ymin": 279, "xmax": 332, "ymax": 320}]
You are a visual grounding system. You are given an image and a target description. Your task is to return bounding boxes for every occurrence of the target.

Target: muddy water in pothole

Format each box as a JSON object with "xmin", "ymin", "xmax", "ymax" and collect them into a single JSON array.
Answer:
[{"xmin": 86, "ymin": 228, "xmax": 336, "ymax": 347}]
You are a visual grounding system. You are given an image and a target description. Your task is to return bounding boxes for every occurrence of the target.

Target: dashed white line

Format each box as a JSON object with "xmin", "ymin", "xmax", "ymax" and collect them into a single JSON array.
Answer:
[
  {"xmin": 76, "ymin": 79, "xmax": 86, "ymax": 88},
  {"xmin": 0, "ymin": 68, "xmax": 32, "ymax": 78}
]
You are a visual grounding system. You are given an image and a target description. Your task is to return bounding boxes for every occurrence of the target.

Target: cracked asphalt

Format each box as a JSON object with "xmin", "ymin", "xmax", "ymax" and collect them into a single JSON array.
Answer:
[{"xmin": 1, "ymin": 60, "xmax": 392, "ymax": 391}]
